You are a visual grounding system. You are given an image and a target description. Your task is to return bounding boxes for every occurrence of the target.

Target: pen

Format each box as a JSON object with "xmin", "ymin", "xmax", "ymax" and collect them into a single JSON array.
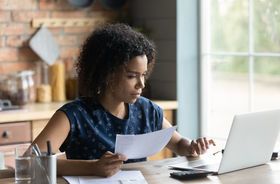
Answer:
[
  {"xmin": 31, "ymin": 144, "xmax": 42, "ymax": 156},
  {"xmin": 34, "ymin": 143, "xmax": 42, "ymax": 156},
  {"xmin": 31, "ymin": 146, "xmax": 39, "ymax": 156},
  {"xmin": 47, "ymin": 140, "xmax": 52, "ymax": 156},
  {"xmin": 213, "ymin": 149, "xmax": 224, "ymax": 156}
]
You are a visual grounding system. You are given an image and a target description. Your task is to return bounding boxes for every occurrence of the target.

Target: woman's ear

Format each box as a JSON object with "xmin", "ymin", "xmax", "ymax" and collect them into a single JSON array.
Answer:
[
  {"xmin": 106, "ymin": 72, "xmax": 116, "ymax": 93},
  {"xmin": 106, "ymin": 66, "xmax": 124, "ymax": 92}
]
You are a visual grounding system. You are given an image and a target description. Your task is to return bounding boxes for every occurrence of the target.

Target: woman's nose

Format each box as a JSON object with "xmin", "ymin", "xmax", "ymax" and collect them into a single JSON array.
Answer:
[{"xmin": 136, "ymin": 77, "xmax": 145, "ymax": 89}]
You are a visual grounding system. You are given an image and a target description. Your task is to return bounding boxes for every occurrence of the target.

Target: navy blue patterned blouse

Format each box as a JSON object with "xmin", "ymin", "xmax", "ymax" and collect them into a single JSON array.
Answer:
[{"xmin": 59, "ymin": 96, "xmax": 163, "ymax": 163}]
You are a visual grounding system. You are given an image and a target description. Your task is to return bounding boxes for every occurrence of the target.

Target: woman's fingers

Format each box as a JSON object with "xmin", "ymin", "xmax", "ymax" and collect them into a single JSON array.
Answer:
[
  {"xmin": 97, "ymin": 152, "xmax": 127, "ymax": 177},
  {"xmin": 197, "ymin": 138, "xmax": 206, "ymax": 150},
  {"xmin": 209, "ymin": 139, "xmax": 216, "ymax": 146},
  {"xmin": 190, "ymin": 140, "xmax": 199, "ymax": 156},
  {"xmin": 190, "ymin": 137, "xmax": 216, "ymax": 156},
  {"xmin": 102, "ymin": 151, "xmax": 127, "ymax": 160},
  {"xmin": 105, "ymin": 160, "xmax": 123, "ymax": 170},
  {"xmin": 203, "ymin": 137, "xmax": 209, "ymax": 149},
  {"xmin": 101, "ymin": 152, "xmax": 127, "ymax": 165}
]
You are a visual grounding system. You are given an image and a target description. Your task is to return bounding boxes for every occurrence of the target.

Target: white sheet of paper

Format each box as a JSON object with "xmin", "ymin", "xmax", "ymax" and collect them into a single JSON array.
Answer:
[
  {"xmin": 63, "ymin": 170, "xmax": 147, "ymax": 184},
  {"xmin": 115, "ymin": 126, "xmax": 176, "ymax": 159},
  {"xmin": 64, "ymin": 176, "xmax": 79, "ymax": 184}
]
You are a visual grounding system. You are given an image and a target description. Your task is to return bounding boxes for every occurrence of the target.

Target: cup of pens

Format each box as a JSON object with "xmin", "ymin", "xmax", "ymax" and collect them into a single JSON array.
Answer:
[{"xmin": 32, "ymin": 141, "xmax": 57, "ymax": 184}]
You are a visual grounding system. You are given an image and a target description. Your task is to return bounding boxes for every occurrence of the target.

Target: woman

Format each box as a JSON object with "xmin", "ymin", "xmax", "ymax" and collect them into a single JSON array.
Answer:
[{"xmin": 33, "ymin": 23, "xmax": 215, "ymax": 177}]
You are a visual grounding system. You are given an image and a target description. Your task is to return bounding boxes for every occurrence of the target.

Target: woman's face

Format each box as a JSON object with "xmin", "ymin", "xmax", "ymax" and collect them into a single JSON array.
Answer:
[{"xmin": 109, "ymin": 55, "xmax": 148, "ymax": 104}]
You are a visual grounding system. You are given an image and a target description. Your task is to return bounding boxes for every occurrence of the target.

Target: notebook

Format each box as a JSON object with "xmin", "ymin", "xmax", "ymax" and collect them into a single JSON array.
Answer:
[{"xmin": 170, "ymin": 109, "xmax": 280, "ymax": 174}]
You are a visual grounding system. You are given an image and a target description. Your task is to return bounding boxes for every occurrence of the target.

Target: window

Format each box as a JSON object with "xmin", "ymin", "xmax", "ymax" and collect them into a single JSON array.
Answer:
[{"xmin": 200, "ymin": 0, "xmax": 280, "ymax": 139}]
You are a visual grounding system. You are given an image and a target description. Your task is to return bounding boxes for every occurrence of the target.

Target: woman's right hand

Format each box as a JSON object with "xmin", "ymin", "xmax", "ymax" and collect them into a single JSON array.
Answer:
[{"xmin": 95, "ymin": 151, "xmax": 127, "ymax": 177}]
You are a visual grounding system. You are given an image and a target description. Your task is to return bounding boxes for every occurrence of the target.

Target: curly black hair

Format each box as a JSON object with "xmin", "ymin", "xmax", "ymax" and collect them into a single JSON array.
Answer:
[{"xmin": 76, "ymin": 23, "xmax": 156, "ymax": 100}]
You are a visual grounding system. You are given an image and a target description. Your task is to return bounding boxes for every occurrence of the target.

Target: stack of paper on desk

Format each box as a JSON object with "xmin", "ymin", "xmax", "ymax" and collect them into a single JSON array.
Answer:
[
  {"xmin": 64, "ymin": 170, "xmax": 148, "ymax": 184},
  {"xmin": 115, "ymin": 126, "xmax": 176, "ymax": 159}
]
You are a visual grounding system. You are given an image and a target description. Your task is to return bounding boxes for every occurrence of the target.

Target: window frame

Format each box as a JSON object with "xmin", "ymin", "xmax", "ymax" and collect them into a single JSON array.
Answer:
[{"xmin": 200, "ymin": 0, "xmax": 280, "ymax": 137}]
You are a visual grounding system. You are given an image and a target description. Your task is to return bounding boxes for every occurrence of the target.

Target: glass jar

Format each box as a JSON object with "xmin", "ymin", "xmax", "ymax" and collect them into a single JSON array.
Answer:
[
  {"xmin": 0, "ymin": 71, "xmax": 32, "ymax": 106},
  {"xmin": 14, "ymin": 71, "xmax": 29, "ymax": 105},
  {"xmin": 0, "ymin": 76, "xmax": 7, "ymax": 99},
  {"xmin": 25, "ymin": 70, "xmax": 36, "ymax": 103},
  {"xmin": 0, "ymin": 74, "xmax": 19, "ymax": 104}
]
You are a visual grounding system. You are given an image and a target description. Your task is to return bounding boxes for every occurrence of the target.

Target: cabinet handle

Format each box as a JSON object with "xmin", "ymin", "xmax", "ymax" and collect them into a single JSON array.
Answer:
[{"xmin": 2, "ymin": 131, "xmax": 10, "ymax": 138}]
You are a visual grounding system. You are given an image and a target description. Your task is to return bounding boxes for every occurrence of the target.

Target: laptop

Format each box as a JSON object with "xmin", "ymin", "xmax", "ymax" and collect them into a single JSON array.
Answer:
[{"xmin": 170, "ymin": 109, "xmax": 280, "ymax": 175}]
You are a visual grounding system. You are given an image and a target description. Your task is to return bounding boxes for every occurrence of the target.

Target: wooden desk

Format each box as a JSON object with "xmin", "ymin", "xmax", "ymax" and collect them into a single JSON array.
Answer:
[{"xmin": 1, "ymin": 156, "xmax": 280, "ymax": 183}]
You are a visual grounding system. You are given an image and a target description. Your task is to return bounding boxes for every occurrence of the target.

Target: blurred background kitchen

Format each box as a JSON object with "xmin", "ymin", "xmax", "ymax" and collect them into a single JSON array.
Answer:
[
  {"xmin": 0, "ymin": 0, "xmax": 178, "ymax": 167},
  {"xmin": 0, "ymin": 0, "xmax": 177, "ymax": 105}
]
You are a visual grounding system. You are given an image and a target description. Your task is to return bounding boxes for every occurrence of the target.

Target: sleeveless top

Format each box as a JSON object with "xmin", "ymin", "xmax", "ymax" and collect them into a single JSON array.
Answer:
[{"xmin": 59, "ymin": 96, "xmax": 163, "ymax": 163}]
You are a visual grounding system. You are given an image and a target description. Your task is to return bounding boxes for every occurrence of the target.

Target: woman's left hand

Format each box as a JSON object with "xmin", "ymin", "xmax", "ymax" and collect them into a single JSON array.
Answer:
[{"xmin": 188, "ymin": 137, "xmax": 216, "ymax": 157}]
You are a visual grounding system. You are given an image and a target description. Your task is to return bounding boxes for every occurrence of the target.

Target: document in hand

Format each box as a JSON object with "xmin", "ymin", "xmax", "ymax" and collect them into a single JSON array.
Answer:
[
  {"xmin": 115, "ymin": 126, "xmax": 176, "ymax": 159},
  {"xmin": 63, "ymin": 170, "xmax": 148, "ymax": 184}
]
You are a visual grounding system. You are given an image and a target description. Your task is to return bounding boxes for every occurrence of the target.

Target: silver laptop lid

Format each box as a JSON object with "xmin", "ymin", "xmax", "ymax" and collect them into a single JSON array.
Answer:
[{"xmin": 218, "ymin": 109, "xmax": 280, "ymax": 174}]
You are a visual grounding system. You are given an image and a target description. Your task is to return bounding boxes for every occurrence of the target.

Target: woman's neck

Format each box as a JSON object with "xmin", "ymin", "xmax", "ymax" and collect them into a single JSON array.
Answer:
[{"xmin": 99, "ymin": 94, "xmax": 128, "ymax": 119}]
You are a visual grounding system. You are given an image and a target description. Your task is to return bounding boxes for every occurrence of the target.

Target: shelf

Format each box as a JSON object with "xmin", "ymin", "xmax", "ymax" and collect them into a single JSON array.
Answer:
[{"xmin": 31, "ymin": 18, "xmax": 108, "ymax": 28}]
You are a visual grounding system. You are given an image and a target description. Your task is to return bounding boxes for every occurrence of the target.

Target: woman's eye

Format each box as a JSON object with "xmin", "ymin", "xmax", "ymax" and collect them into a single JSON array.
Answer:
[
  {"xmin": 127, "ymin": 75, "xmax": 137, "ymax": 78},
  {"xmin": 126, "ymin": 72, "xmax": 147, "ymax": 79}
]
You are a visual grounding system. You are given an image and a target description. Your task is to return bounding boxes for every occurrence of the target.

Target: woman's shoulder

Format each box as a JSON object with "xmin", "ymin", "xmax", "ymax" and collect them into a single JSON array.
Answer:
[
  {"xmin": 59, "ymin": 97, "xmax": 99, "ymax": 112},
  {"xmin": 133, "ymin": 97, "xmax": 164, "ymax": 131},
  {"xmin": 135, "ymin": 96, "xmax": 151, "ymax": 106},
  {"xmin": 134, "ymin": 96, "xmax": 162, "ymax": 110},
  {"xmin": 60, "ymin": 98, "xmax": 83, "ymax": 108}
]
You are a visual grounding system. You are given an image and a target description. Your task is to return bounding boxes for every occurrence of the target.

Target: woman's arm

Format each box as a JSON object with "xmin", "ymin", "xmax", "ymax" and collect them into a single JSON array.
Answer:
[
  {"xmin": 32, "ymin": 111, "xmax": 126, "ymax": 177},
  {"xmin": 163, "ymin": 118, "xmax": 215, "ymax": 156},
  {"xmin": 32, "ymin": 110, "xmax": 70, "ymax": 153}
]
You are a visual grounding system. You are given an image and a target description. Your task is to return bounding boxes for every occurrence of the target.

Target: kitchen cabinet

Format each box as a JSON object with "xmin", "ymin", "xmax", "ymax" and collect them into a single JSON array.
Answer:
[
  {"xmin": 0, "ymin": 102, "xmax": 64, "ymax": 167},
  {"xmin": 0, "ymin": 122, "xmax": 32, "ymax": 168},
  {"xmin": 0, "ymin": 122, "xmax": 31, "ymax": 145},
  {"xmin": 31, "ymin": 120, "xmax": 49, "ymax": 141},
  {"xmin": 0, "ymin": 100, "xmax": 177, "ymax": 166},
  {"xmin": 148, "ymin": 108, "xmax": 177, "ymax": 161}
]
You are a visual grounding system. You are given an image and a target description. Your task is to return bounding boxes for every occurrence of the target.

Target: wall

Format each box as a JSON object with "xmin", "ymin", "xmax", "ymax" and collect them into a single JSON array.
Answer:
[
  {"xmin": 129, "ymin": 0, "xmax": 201, "ymax": 138},
  {"xmin": 0, "ymin": 0, "xmax": 119, "ymax": 75},
  {"xmin": 128, "ymin": 0, "xmax": 177, "ymax": 100},
  {"xmin": 177, "ymin": 0, "xmax": 200, "ymax": 138}
]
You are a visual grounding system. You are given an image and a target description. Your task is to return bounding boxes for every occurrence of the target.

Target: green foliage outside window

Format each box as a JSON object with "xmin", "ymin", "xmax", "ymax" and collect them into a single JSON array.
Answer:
[{"xmin": 210, "ymin": 0, "xmax": 280, "ymax": 75}]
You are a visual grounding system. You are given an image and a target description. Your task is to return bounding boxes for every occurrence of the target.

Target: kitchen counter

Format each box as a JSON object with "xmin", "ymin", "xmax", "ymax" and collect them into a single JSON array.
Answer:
[
  {"xmin": 0, "ymin": 102, "xmax": 64, "ymax": 123},
  {"xmin": 0, "ymin": 100, "xmax": 178, "ymax": 123}
]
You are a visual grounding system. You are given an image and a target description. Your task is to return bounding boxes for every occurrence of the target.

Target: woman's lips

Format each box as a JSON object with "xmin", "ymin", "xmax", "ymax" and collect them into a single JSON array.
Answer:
[{"xmin": 131, "ymin": 93, "xmax": 141, "ymax": 97}]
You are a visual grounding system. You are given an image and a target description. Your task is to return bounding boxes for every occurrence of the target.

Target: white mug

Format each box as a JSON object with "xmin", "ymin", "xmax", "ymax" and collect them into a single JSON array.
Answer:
[{"xmin": 0, "ymin": 152, "xmax": 5, "ymax": 170}]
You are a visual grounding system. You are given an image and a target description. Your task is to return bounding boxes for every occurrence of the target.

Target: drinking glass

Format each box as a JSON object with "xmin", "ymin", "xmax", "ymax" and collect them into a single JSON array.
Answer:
[{"xmin": 15, "ymin": 145, "xmax": 34, "ymax": 183}]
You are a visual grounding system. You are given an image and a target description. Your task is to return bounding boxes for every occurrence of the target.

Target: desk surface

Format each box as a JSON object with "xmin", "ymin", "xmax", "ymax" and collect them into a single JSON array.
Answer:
[{"xmin": 1, "ymin": 156, "xmax": 280, "ymax": 184}]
